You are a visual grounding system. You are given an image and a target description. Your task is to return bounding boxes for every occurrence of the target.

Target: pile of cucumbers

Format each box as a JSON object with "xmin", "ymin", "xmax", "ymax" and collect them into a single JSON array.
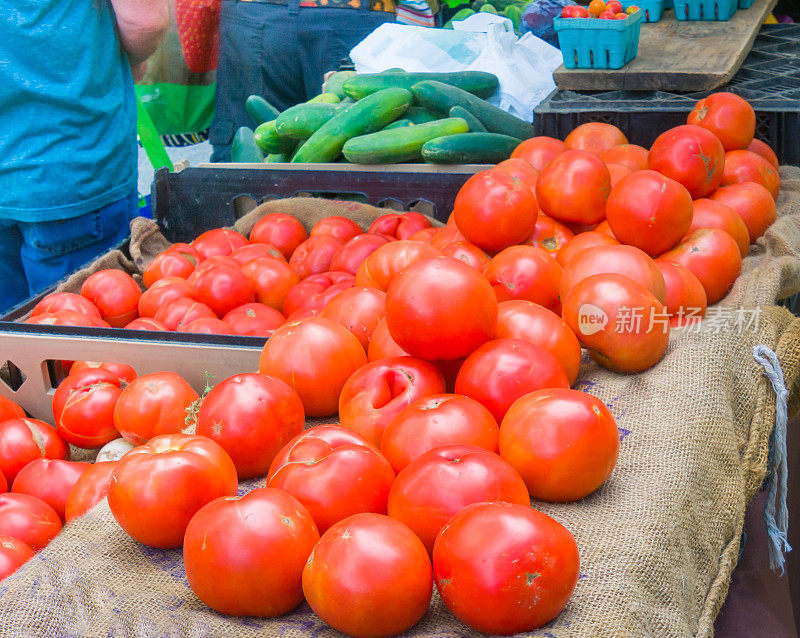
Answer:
[
  {"xmin": 443, "ymin": 0, "xmax": 533, "ymax": 34},
  {"xmin": 231, "ymin": 70, "xmax": 535, "ymax": 166}
]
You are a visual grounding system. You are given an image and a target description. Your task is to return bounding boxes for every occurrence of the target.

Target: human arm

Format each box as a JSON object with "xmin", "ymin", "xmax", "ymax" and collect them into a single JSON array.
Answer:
[{"xmin": 109, "ymin": 0, "xmax": 171, "ymax": 67}]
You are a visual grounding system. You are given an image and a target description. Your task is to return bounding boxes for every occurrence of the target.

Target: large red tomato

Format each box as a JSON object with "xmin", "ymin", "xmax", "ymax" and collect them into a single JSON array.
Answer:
[
  {"xmin": 455, "ymin": 338, "xmax": 569, "ymax": 423},
  {"xmin": 191, "ymin": 264, "xmax": 255, "ymax": 317},
  {"xmin": 452, "ymin": 170, "xmax": 538, "ymax": 253},
  {"xmin": 195, "ymin": 373, "xmax": 304, "ymax": 479},
  {"xmin": 320, "ymin": 286, "xmax": 386, "ymax": 350},
  {"xmin": 173, "ymin": 317, "xmax": 232, "ymax": 335},
  {"xmin": 143, "ymin": 251, "xmax": 195, "ymax": 288},
  {"xmin": 562, "ymin": 273, "xmax": 670, "ymax": 373},
  {"xmin": 367, "ymin": 318, "xmax": 409, "ymax": 361},
  {"xmin": 599, "ymin": 143, "xmax": 649, "ymax": 171},
  {"xmin": 191, "ymin": 228, "xmax": 248, "ymax": 259},
  {"xmin": 687, "ymin": 198, "xmax": 750, "ymax": 257},
  {"xmin": 166, "ymin": 242, "xmax": 202, "ymax": 264},
  {"xmin": 721, "ymin": 150, "xmax": 781, "ymax": 200},
  {"xmin": 230, "ymin": 243, "xmax": 286, "ymax": 266},
  {"xmin": 687, "ymin": 91, "xmax": 755, "ymax": 151},
  {"xmin": 429, "ymin": 223, "xmax": 466, "ymax": 250},
  {"xmin": 52, "ymin": 368, "xmax": 121, "ymax": 448},
  {"xmin": 354, "ymin": 240, "xmax": 440, "ymax": 291},
  {"xmin": 556, "ymin": 231, "xmax": 619, "ymax": 267},
  {"xmin": 240, "ymin": 256, "xmax": 301, "ymax": 311},
  {"xmin": 605, "ymin": 170, "xmax": 693, "ymax": 256},
  {"xmin": 31, "ymin": 292, "xmax": 101, "ymax": 319},
  {"xmin": 249, "ymin": 213, "xmax": 308, "ymax": 259},
  {"xmin": 288, "ymin": 236, "xmax": 344, "ymax": 279},
  {"xmin": 492, "ymin": 158, "xmax": 539, "ymax": 192},
  {"xmin": 709, "ymin": 182, "xmax": 777, "ymax": 242},
  {"xmin": 654, "ymin": 259, "xmax": 707, "ymax": 327},
  {"xmin": 186, "ymin": 255, "xmax": 239, "ymax": 286},
  {"xmin": 0, "ymin": 397, "xmax": 25, "ymax": 423},
  {"xmin": 439, "ymin": 241, "xmax": 491, "ymax": 272},
  {"xmin": 339, "ymin": 356, "xmax": 445, "ymax": 447},
  {"xmin": 259, "ymin": 317, "xmax": 367, "ymax": 417},
  {"xmin": 565, "ymin": 122, "xmax": 627, "ymax": 155},
  {"xmin": 495, "ymin": 300, "xmax": 582, "ymax": 385},
  {"xmin": 108, "ymin": 433, "xmax": 238, "ymax": 548},
  {"xmin": 433, "ymin": 502, "xmax": 579, "ymax": 634},
  {"xmin": 0, "ymin": 493, "xmax": 62, "ymax": 551},
  {"xmin": 64, "ymin": 460, "xmax": 118, "ymax": 522},
  {"xmin": 282, "ymin": 271, "xmax": 354, "ymax": 318},
  {"xmin": 0, "ymin": 472, "xmax": 5, "ymax": 493},
  {"xmin": 329, "ymin": 233, "xmax": 390, "ymax": 274},
  {"xmin": 648, "ymin": 125, "xmax": 725, "ymax": 198},
  {"xmin": 25, "ymin": 310, "xmax": 110, "ymax": 328},
  {"xmin": 310, "ymin": 216, "xmax": 362, "ymax": 242},
  {"xmin": 0, "ymin": 536, "xmax": 34, "ymax": 582},
  {"xmin": 388, "ymin": 445, "xmax": 528, "ymax": 554},
  {"xmin": 368, "ymin": 212, "xmax": 431, "ymax": 240},
  {"xmin": 484, "ymin": 245, "xmax": 562, "ymax": 313},
  {"xmin": 499, "ymin": 388, "xmax": 619, "ymax": 501},
  {"xmin": 137, "ymin": 277, "xmax": 193, "ymax": 318},
  {"xmin": 124, "ymin": 317, "xmax": 167, "ymax": 331},
  {"xmin": 510, "ymin": 136, "xmax": 566, "ymax": 170},
  {"xmin": 267, "ymin": 425, "xmax": 396, "ymax": 533},
  {"xmin": 535, "ymin": 150, "xmax": 611, "ymax": 225},
  {"xmin": 381, "ymin": 394, "xmax": 499, "ymax": 473},
  {"xmin": 80, "ymin": 269, "xmax": 141, "ymax": 327},
  {"xmin": 658, "ymin": 228, "xmax": 742, "ymax": 304},
  {"xmin": 527, "ymin": 214, "xmax": 574, "ymax": 257},
  {"xmin": 184, "ymin": 488, "xmax": 319, "ymax": 617},
  {"xmin": 747, "ymin": 138, "xmax": 779, "ymax": 168},
  {"xmin": 409, "ymin": 227, "xmax": 438, "ymax": 243},
  {"xmin": 222, "ymin": 302, "xmax": 285, "ymax": 337},
  {"xmin": 302, "ymin": 513, "xmax": 432, "ymax": 638},
  {"xmin": 11, "ymin": 459, "xmax": 90, "ymax": 521},
  {"xmin": 0, "ymin": 419, "xmax": 67, "ymax": 484},
  {"xmin": 153, "ymin": 297, "xmax": 216, "ymax": 331},
  {"xmin": 385, "ymin": 257, "xmax": 497, "ymax": 361},
  {"xmin": 113, "ymin": 372, "xmax": 199, "ymax": 445}
]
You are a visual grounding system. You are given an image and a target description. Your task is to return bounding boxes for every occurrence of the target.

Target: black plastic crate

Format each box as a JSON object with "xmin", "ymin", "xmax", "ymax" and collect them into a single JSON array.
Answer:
[{"xmin": 534, "ymin": 24, "xmax": 800, "ymax": 165}]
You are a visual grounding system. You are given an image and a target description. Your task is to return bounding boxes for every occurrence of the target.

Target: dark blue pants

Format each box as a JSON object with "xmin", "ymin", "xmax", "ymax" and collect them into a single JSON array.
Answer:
[{"xmin": 210, "ymin": 0, "xmax": 394, "ymax": 162}]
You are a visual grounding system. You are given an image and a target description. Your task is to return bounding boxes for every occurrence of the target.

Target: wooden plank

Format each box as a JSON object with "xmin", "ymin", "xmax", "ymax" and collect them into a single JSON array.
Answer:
[{"xmin": 553, "ymin": 0, "xmax": 777, "ymax": 91}]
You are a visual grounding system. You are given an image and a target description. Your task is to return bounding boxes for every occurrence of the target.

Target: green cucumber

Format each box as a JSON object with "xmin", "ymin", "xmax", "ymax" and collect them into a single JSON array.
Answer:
[
  {"xmin": 504, "ymin": 5, "xmax": 522, "ymax": 32},
  {"xmin": 342, "ymin": 71, "xmax": 499, "ymax": 101},
  {"xmin": 411, "ymin": 80, "xmax": 535, "ymax": 140},
  {"xmin": 421, "ymin": 133, "xmax": 522, "ymax": 164},
  {"xmin": 254, "ymin": 120, "xmax": 296, "ymax": 155},
  {"xmin": 265, "ymin": 152, "xmax": 292, "ymax": 163},
  {"xmin": 405, "ymin": 107, "xmax": 441, "ymax": 124},
  {"xmin": 275, "ymin": 103, "xmax": 348, "ymax": 139},
  {"xmin": 292, "ymin": 88, "xmax": 413, "ymax": 163},
  {"xmin": 323, "ymin": 71, "xmax": 357, "ymax": 99},
  {"xmin": 480, "ymin": 3, "xmax": 498, "ymax": 12},
  {"xmin": 231, "ymin": 127, "xmax": 264, "ymax": 163},
  {"xmin": 342, "ymin": 117, "xmax": 470, "ymax": 164},
  {"xmin": 449, "ymin": 106, "xmax": 486, "ymax": 132},
  {"xmin": 383, "ymin": 119, "xmax": 414, "ymax": 130},
  {"xmin": 340, "ymin": 97, "xmax": 356, "ymax": 104},
  {"xmin": 245, "ymin": 95, "xmax": 281, "ymax": 126},
  {"xmin": 451, "ymin": 7, "xmax": 476, "ymax": 20},
  {"xmin": 307, "ymin": 92, "xmax": 341, "ymax": 104}
]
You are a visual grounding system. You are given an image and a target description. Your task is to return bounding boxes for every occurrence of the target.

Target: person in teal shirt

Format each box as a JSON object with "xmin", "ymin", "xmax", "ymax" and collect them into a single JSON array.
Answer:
[{"xmin": 0, "ymin": 0, "xmax": 170, "ymax": 312}]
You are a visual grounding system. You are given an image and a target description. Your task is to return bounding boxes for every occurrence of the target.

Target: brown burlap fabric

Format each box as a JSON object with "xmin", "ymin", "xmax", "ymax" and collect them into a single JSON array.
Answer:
[{"xmin": 2, "ymin": 173, "xmax": 800, "ymax": 637}]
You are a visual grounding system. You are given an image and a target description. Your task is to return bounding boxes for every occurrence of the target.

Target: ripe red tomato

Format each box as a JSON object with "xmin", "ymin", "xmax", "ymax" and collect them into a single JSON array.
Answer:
[
  {"xmin": 484, "ymin": 245, "xmax": 563, "ymax": 313},
  {"xmin": 453, "ymin": 170, "xmax": 538, "ymax": 253},
  {"xmin": 385, "ymin": 257, "xmax": 497, "ymax": 361},
  {"xmin": 288, "ymin": 236, "xmax": 344, "ymax": 279},
  {"xmin": 153, "ymin": 297, "xmax": 216, "ymax": 331},
  {"xmin": 606, "ymin": 162, "xmax": 633, "ymax": 188},
  {"xmin": 184, "ymin": 487, "xmax": 319, "ymax": 617},
  {"xmin": 339, "ymin": 356, "xmax": 446, "ymax": 447},
  {"xmin": 709, "ymin": 182, "xmax": 777, "ymax": 241},
  {"xmin": 605, "ymin": 170, "xmax": 693, "ymax": 256},
  {"xmin": 137, "ymin": 277, "xmax": 193, "ymax": 318},
  {"xmin": 222, "ymin": 302, "xmax": 285, "ymax": 337},
  {"xmin": 268, "ymin": 424, "xmax": 395, "ymax": 533},
  {"xmin": 52, "ymin": 368, "xmax": 122, "ymax": 448},
  {"xmin": 409, "ymin": 227, "xmax": 438, "ymax": 243},
  {"xmin": 368, "ymin": 212, "xmax": 432, "ymax": 240},
  {"xmin": 511, "ymin": 136, "xmax": 566, "ymax": 170},
  {"xmin": 594, "ymin": 219, "xmax": 617, "ymax": 238},
  {"xmin": 0, "ymin": 472, "xmax": 6, "ymax": 493},
  {"xmin": 0, "ymin": 493, "xmax": 62, "ymax": 551},
  {"xmin": 195, "ymin": 373, "xmax": 304, "ymax": 479},
  {"xmin": 303, "ymin": 513, "xmax": 432, "ymax": 638},
  {"xmin": 654, "ymin": 259, "xmax": 707, "ymax": 326},
  {"xmin": 240, "ymin": 256, "xmax": 301, "ymax": 311},
  {"xmin": 31, "ymin": 292, "xmax": 101, "ymax": 319},
  {"xmin": 367, "ymin": 318, "xmax": 409, "ymax": 360},
  {"xmin": 747, "ymin": 138, "xmax": 779, "ymax": 168},
  {"xmin": 69, "ymin": 362, "xmax": 136, "ymax": 390},
  {"xmin": 564, "ymin": 122, "xmax": 628, "ymax": 156},
  {"xmin": 185, "ymin": 255, "xmax": 239, "ymax": 286},
  {"xmin": 0, "ymin": 536, "xmax": 34, "ymax": 582},
  {"xmin": 108, "ymin": 433, "xmax": 238, "ymax": 548},
  {"xmin": 282, "ymin": 271, "xmax": 354, "ymax": 318},
  {"xmin": 329, "ymin": 233, "xmax": 390, "ymax": 274},
  {"xmin": 0, "ymin": 397, "xmax": 25, "ymax": 423},
  {"xmin": 499, "ymin": 388, "xmax": 619, "ymax": 501},
  {"xmin": 11, "ymin": 459, "xmax": 90, "ymax": 521},
  {"xmin": 191, "ymin": 263, "xmax": 255, "ymax": 317},
  {"xmin": 178, "ymin": 317, "xmax": 234, "ymax": 334},
  {"xmin": 721, "ymin": 149, "xmax": 781, "ymax": 200},
  {"xmin": 429, "ymin": 222, "xmax": 466, "ymax": 250},
  {"xmin": 433, "ymin": 502, "xmax": 579, "ymax": 634},
  {"xmin": 0, "ymin": 419, "xmax": 67, "ymax": 484},
  {"xmin": 191, "ymin": 228, "xmax": 248, "ymax": 259},
  {"xmin": 25, "ymin": 310, "xmax": 110, "ymax": 328},
  {"xmin": 166, "ymin": 242, "xmax": 202, "ymax": 264},
  {"xmin": 559, "ymin": 243, "xmax": 667, "ymax": 303},
  {"xmin": 599, "ymin": 143, "xmax": 649, "ymax": 171},
  {"xmin": 230, "ymin": 242, "xmax": 286, "ymax": 266},
  {"xmin": 381, "ymin": 394, "xmax": 499, "ymax": 473},
  {"xmin": 249, "ymin": 213, "xmax": 308, "ymax": 259},
  {"xmin": 259, "ymin": 317, "xmax": 367, "ymax": 417},
  {"xmin": 64, "ymin": 460, "xmax": 117, "ymax": 522},
  {"xmin": 439, "ymin": 241, "xmax": 491, "ymax": 272},
  {"xmin": 687, "ymin": 198, "xmax": 750, "ymax": 257},
  {"xmin": 113, "ymin": 372, "xmax": 199, "ymax": 445},
  {"xmin": 320, "ymin": 286, "xmax": 386, "ymax": 350},
  {"xmin": 495, "ymin": 300, "xmax": 582, "ymax": 385},
  {"xmin": 455, "ymin": 338, "xmax": 569, "ymax": 423},
  {"xmin": 556, "ymin": 231, "xmax": 619, "ymax": 268},
  {"xmin": 493, "ymin": 158, "xmax": 539, "ymax": 192},
  {"xmin": 80, "ymin": 269, "xmax": 141, "ymax": 327},
  {"xmin": 310, "ymin": 216, "xmax": 362, "ymax": 242},
  {"xmin": 535, "ymin": 150, "xmax": 611, "ymax": 225},
  {"xmin": 658, "ymin": 228, "xmax": 742, "ymax": 304},
  {"xmin": 687, "ymin": 91, "xmax": 755, "ymax": 151},
  {"xmin": 562, "ymin": 273, "xmax": 670, "ymax": 373},
  {"xmin": 143, "ymin": 251, "xmax": 195, "ymax": 288},
  {"xmin": 648, "ymin": 125, "xmax": 725, "ymax": 198},
  {"xmin": 354, "ymin": 240, "xmax": 440, "ymax": 291},
  {"xmin": 124, "ymin": 317, "xmax": 167, "ymax": 331},
  {"xmin": 527, "ymin": 214, "xmax": 574, "ymax": 257}
]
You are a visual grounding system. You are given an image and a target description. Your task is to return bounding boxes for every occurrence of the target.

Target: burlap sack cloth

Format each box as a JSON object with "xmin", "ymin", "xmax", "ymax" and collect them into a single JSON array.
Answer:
[{"xmin": 3, "ymin": 170, "xmax": 800, "ymax": 638}]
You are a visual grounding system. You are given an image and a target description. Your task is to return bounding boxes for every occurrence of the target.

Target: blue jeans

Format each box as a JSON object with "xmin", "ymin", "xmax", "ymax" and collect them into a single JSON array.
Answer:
[
  {"xmin": 0, "ymin": 191, "xmax": 138, "ymax": 313},
  {"xmin": 210, "ymin": 0, "xmax": 395, "ymax": 162}
]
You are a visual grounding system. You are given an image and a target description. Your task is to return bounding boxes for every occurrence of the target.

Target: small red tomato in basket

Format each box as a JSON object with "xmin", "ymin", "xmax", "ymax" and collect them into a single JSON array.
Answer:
[
  {"xmin": 599, "ymin": 10, "xmax": 616, "ymax": 18},
  {"xmin": 606, "ymin": 0, "xmax": 623, "ymax": 11},
  {"xmin": 615, "ymin": 12, "xmax": 628, "ymax": 18},
  {"xmin": 626, "ymin": 4, "xmax": 640, "ymax": 13}
]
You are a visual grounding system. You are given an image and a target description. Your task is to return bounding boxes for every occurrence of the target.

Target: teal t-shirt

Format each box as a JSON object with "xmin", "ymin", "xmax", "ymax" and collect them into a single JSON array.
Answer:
[{"xmin": 0, "ymin": 0, "xmax": 137, "ymax": 222}]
